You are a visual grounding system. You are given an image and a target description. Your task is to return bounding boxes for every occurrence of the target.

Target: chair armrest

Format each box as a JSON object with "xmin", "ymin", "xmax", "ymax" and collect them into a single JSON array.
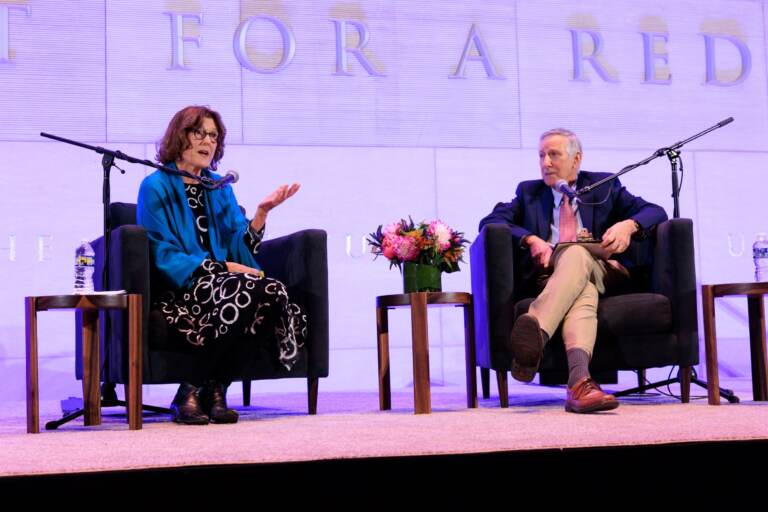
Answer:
[
  {"xmin": 652, "ymin": 218, "xmax": 699, "ymax": 364},
  {"xmin": 101, "ymin": 225, "xmax": 151, "ymax": 381},
  {"xmin": 102, "ymin": 225, "xmax": 151, "ymax": 297},
  {"xmin": 77, "ymin": 225, "xmax": 151, "ymax": 381},
  {"xmin": 470, "ymin": 223, "xmax": 517, "ymax": 368},
  {"xmin": 257, "ymin": 229, "xmax": 329, "ymax": 377}
]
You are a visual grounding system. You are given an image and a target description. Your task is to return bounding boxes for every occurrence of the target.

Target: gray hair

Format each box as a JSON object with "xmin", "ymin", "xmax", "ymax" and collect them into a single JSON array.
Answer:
[{"xmin": 540, "ymin": 128, "xmax": 582, "ymax": 157}]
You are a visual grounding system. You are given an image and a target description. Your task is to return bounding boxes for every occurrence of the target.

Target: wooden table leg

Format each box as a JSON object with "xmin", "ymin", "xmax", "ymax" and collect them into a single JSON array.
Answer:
[
  {"xmin": 410, "ymin": 292, "xmax": 431, "ymax": 414},
  {"xmin": 701, "ymin": 285, "xmax": 720, "ymax": 405},
  {"xmin": 81, "ymin": 310, "xmax": 101, "ymax": 426},
  {"xmin": 376, "ymin": 304, "xmax": 391, "ymax": 411},
  {"xmin": 463, "ymin": 302, "xmax": 478, "ymax": 409},
  {"xmin": 25, "ymin": 297, "xmax": 39, "ymax": 434},
  {"xmin": 747, "ymin": 295, "xmax": 768, "ymax": 401},
  {"xmin": 128, "ymin": 294, "xmax": 143, "ymax": 430}
]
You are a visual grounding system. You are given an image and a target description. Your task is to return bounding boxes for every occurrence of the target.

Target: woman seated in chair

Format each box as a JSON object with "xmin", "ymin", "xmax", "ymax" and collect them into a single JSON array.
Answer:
[{"xmin": 137, "ymin": 105, "xmax": 306, "ymax": 425}]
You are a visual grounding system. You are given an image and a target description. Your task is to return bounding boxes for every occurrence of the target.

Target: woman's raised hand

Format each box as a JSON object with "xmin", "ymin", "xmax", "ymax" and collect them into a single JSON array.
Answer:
[
  {"xmin": 257, "ymin": 183, "xmax": 300, "ymax": 213},
  {"xmin": 251, "ymin": 183, "xmax": 300, "ymax": 232}
]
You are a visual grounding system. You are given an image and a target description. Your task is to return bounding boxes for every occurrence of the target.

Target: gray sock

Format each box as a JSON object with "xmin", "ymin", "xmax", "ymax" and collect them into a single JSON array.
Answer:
[{"xmin": 566, "ymin": 348, "xmax": 591, "ymax": 388}]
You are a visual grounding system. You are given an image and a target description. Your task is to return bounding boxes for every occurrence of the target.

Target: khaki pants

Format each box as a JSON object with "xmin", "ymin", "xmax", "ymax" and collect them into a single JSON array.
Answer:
[{"xmin": 528, "ymin": 245, "xmax": 629, "ymax": 356}]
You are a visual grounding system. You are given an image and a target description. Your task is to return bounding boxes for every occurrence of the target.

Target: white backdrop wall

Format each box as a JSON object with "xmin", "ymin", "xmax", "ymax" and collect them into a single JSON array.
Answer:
[{"xmin": 0, "ymin": 1, "xmax": 764, "ymax": 401}]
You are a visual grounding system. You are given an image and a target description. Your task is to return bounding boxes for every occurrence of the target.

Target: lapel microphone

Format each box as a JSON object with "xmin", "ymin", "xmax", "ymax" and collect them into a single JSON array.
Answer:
[{"xmin": 555, "ymin": 179, "xmax": 577, "ymax": 200}]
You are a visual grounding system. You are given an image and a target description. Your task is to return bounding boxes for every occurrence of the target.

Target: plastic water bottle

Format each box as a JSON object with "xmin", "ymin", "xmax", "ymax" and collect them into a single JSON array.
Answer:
[
  {"xmin": 74, "ymin": 240, "xmax": 95, "ymax": 294},
  {"xmin": 754, "ymin": 233, "xmax": 768, "ymax": 282}
]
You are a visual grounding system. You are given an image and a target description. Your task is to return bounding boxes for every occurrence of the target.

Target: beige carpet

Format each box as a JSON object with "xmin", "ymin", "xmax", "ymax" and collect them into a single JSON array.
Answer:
[{"xmin": 2, "ymin": 382, "xmax": 767, "ymax": 477}]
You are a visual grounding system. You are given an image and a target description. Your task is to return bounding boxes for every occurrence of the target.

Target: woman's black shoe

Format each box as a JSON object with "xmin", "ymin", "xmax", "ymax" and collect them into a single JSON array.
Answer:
[
  {"xmin": 202, "ymin": 381, "xmax": 239, "ymax": 424},
  {"xmin": 170, "ymin": 382, "xmax": 210, "ymax": 425}
]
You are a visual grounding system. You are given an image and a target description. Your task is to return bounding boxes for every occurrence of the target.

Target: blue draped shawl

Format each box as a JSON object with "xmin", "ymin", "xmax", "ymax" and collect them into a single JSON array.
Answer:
[{"xmin": 137, "ymin": 164, "xmax": 260, "ymax": 290}]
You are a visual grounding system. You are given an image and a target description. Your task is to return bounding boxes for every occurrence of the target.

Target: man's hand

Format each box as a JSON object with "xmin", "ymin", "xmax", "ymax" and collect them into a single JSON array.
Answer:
[
  {"xmin": 526, "ymin": 235, "xmax": 553, "ymax": 269},
  {"xmin": 226, "ymin": 261, "xmax": 264, "ymax": 277},
  {"xmin": 601, "ymin": 219, "xmax": 637, "ymax": 255}
]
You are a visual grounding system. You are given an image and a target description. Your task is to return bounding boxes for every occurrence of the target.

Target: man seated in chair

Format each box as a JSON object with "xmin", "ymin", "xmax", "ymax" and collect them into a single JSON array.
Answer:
[{"xmin": 479, "ymin": 128, "xmax": 667, "ymax": 413}]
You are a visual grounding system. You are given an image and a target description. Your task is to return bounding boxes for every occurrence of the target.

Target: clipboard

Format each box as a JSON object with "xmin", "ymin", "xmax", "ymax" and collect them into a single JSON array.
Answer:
[{"xmin": 552, "ymin": 241, "xmax": 611, "ymax": 261}]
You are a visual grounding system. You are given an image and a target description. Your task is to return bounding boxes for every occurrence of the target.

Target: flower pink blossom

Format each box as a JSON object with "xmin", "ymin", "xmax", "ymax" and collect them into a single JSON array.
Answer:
[
  {"xmin": 428, "ymin": 220, "xmax": 453, "ymax": 251},
  {"xmin": 383, "ymin": 222, "xmax": 401, "ymax": 236},
  {"xmin": 394, "ymin": 236, "xmax": 419, "ymax": 261},
  {"xmin": 370, "ymin": 217, "xmax": 466, "ymax": 270},
  {"xmin": 381, "ymin": 233, "xmax": 399, "ymax": 259}
]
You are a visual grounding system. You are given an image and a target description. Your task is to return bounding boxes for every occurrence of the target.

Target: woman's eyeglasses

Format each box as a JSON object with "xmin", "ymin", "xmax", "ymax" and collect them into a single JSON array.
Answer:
[{"xmin": 190, "ymin": 128, "xmax": 219, "ymax": 143}]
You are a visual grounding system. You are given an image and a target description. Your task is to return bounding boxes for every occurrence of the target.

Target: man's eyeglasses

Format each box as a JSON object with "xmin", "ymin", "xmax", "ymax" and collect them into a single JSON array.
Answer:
[{"xmin": 190, "ymin": 128, "xmax": 219, "ymax": 143}]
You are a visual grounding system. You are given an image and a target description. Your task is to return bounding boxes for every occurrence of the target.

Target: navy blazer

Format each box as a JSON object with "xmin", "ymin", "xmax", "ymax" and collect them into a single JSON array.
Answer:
[{"xmin": 479, "ymin": 171, "xmax": 668, "ymax": 296}]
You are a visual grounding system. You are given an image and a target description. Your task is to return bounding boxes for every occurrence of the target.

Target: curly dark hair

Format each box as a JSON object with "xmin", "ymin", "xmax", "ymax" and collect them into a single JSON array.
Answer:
[{"xmin": 156, "ymin": 105, "xmax": 226, "ymax": 170}]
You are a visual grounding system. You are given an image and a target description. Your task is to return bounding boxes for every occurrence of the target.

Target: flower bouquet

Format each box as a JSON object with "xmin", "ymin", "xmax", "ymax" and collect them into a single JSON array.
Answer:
[{"xmin": 368, "ymin": 218, "xmax": 468, "ymax": 292}]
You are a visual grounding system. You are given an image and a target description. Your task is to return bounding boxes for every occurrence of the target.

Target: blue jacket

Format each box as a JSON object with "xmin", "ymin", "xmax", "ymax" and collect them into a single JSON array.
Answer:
[
  {"xmin": 480, "ymin": 171, "xmax": 667, "ymax": 245},
  {"xmin": 137, "ymin": 165, "xmax": 259, "ymax": 290}
]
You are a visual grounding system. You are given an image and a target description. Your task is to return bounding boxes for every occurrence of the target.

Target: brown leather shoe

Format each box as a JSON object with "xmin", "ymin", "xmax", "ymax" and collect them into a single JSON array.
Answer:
[
  {"xmin": 508, "ymin": 313, "xmax": 548, "ymax": 383},
  {"xmin": 565, "ymin": 377, "xmax": 619, "ymax": 413}
]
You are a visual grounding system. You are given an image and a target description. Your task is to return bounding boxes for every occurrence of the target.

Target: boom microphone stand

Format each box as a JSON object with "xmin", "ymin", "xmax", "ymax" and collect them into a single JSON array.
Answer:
[
  {"xmin": 38, "ymin": 132, "xmax": 226, "ymax": 429},
  {"xmin": 575, "ymin": 118, "xmax": 739, "ymax": 403}
]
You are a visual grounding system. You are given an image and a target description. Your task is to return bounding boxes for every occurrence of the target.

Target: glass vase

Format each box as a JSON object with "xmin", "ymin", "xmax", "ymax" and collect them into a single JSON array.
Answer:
[{"xmin": 402, "ymin": 263, "xmax": 442, "ymax": 293}]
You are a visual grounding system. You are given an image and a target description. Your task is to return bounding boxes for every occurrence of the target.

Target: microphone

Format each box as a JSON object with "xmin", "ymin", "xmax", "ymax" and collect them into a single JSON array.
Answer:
[
  {"xmin": 213, "ymin": 170, "xmax": 239, "ymax": 189},
  {"xmin": 717, "ymin": 117, "xmax": 734, "ymax": 128},
  {"xmin": 555, "ymin": 179, "xmax": 576, "ymax": 200}
]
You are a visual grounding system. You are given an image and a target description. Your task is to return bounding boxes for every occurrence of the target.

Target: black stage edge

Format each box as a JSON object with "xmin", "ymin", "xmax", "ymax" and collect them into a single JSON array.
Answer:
[{"xmin": 2, "ymin": 438, "xmax": 767, "ymax": 493}]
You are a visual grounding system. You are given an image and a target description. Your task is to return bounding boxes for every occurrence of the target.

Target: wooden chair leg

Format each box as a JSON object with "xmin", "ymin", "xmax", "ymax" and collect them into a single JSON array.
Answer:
[
  {"xmin": 680, "ymin": 366, "xmax": 692, "ymax": 403},
  {"xmin": 308, "ymin": 377, "xmax": 318, "ymax": 415},
  {"xmin": 481, "ymin": 368, "xmax": 491, "ymax": 399},
  {"xmin": 496, "ymin": 370, "xmax": 509, "ymax": 408},
  {"xmin": 242, "ymin": 380, "xmax": 251, "ymax": 407}
]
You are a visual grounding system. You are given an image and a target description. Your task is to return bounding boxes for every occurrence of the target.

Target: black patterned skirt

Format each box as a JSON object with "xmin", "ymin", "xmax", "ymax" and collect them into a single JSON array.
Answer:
[{"xmin": 156, "ymin": 271, "xmax": 307, "ymax": 371}]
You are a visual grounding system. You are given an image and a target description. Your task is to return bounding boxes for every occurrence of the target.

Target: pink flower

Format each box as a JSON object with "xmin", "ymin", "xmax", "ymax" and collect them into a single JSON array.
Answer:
[
  {"xmin": 381, "ymin": 233, "xmax": 398, "ymax": 260},
  {"xmin": 394, "ymin": 235, "xmax": 419, "ymax": 261},
  {"xmin": 383, "ymin": 222, "xmax": 401, "ymax": 236},
  {"xmin": 428, "ymin": 220, "xmax": 453, "ymax": 251}
]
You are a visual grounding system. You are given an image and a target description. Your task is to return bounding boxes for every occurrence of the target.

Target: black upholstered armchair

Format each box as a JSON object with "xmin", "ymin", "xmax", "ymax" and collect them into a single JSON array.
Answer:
[
  {"xmin": 470, "ymin": 218, "xmax": 698, "ymax": 406},
  {"xmin": 77, "ymin": 202, "xmax": 329, "ymax": 414}
]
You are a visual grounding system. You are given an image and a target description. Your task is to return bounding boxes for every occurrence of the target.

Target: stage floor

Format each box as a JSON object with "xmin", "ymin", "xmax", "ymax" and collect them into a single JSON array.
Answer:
[{"xmin": 2, "ymin": 373, "xmax": 767, "ymax": 479}]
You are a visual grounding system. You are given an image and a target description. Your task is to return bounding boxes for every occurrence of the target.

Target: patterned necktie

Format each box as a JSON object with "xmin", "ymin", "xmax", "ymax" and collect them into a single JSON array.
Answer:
[{"xmin": 559, "ymin": 195, "xmax": 577, "ymax": 243}]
